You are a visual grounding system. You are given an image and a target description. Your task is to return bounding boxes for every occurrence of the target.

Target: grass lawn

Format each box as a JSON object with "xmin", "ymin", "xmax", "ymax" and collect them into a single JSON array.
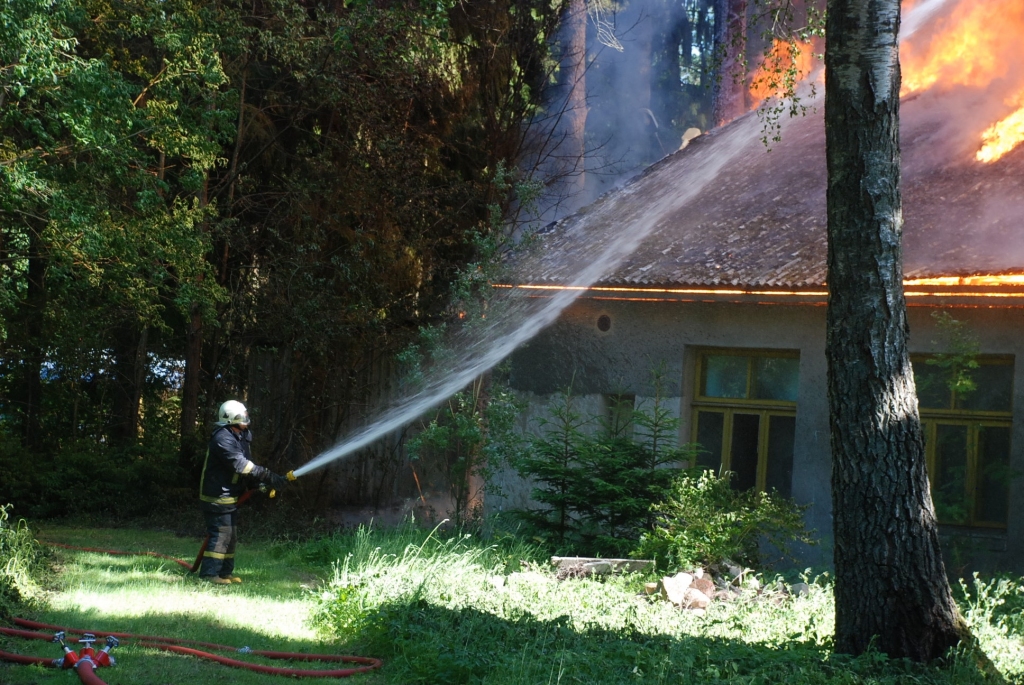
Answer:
[
  {"xmin": 2, "ymin": 524, "xmax": 351, "ymax": 685},
  {"xmin": 2, "ymin": 522, "xmax": 1023, "ymax": 684}
]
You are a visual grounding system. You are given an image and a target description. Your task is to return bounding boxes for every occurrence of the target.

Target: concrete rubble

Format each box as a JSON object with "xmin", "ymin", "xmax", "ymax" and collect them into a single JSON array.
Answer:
[{"xmin": 550, "ymin": 556, "xmax": 814, "ymax": 612}]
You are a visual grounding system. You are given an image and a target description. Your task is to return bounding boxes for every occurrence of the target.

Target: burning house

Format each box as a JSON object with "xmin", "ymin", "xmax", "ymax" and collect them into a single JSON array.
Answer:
[{"xmin": 496, "ymin": 0, "xmax": 1024, "ymax": 572}]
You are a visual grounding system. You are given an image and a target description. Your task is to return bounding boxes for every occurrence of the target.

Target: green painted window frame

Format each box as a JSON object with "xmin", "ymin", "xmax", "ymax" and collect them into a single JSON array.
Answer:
[
  {"xmin": 912, "ymin": 354, "xmax": 1014, "ymax": 528},
  {"xmin": 691, "ymin": 348, "xmax": 799, "ymax": 493}
]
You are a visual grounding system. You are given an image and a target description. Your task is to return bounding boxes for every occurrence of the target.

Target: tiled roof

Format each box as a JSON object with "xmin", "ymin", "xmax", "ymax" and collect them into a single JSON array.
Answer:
[{"xmin": 513, "ymin": 88, "xmax": 1024, "ymax": 289}]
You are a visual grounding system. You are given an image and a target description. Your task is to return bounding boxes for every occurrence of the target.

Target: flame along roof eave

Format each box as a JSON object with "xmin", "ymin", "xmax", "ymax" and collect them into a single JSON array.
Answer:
[{"xmin": 496, "ymin": 275, "xmax": 1024, "ymax": 308}]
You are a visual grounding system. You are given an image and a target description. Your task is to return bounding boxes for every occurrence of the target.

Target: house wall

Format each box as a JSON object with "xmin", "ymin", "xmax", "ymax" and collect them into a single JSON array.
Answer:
[{"xmin": 498, "ymin": 297, "xmax": 1024, "ymax": 575}]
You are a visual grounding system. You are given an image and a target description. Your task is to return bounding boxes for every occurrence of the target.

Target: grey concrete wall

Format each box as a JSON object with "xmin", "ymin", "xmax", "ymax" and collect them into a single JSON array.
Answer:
[{"xmin": 498, "ymin": 297, "xmax": 1024, "ymax": 574}]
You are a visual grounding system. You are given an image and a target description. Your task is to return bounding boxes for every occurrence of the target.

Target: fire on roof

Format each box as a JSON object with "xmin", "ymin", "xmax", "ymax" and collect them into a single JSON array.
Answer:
[{"xmin": 505, "ymin": 0, "xmax": 1024, "ymax": 306}]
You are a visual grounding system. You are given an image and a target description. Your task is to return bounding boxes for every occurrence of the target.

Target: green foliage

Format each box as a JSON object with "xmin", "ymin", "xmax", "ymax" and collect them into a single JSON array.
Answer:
[
  {"xmin": 721, "ymin": 0, "xmax": 827, "ymax": 146},
  {"xmin": 927, "ymin": 311, "xmax": 981, "ymax": 397},
  {"xmin": 408, "ymin": 377, "xmax": 525, "ymax": 525},
  {"xmin": 0, "ymin": 504, "xmax": 43, "ymax": 617},
  {"xmin": 1, "ymin": 0, "xmax": 226, "ymax": 472},
  {"xmin": 0, "ymin": 0, "xmax": 564, "ymax": 509},
  {"xmin": 507, "ymin": 370, "xmax": 692, "ymax": 557},
  {"xmin": 0, "ymin": 439, "xmax": 184, "ymax": 519},
  {"xmin": 634, "ymin": 469, "xmax": 814, "ymax": 572},
  {"xmin": 956, "ymin": 574, "xmax": 1024, "ymax": 683}
]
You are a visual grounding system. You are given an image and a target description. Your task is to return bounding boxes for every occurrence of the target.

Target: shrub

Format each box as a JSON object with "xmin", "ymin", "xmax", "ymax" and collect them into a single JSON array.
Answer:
[
  {"xmin": 0, "ymin": 438, "xmax": 184, "ymax": 519},
  {"xmin": 0, "ymin": 504, "xmax": 43, "ymax": 617},
  {"xmin": 507, "ymin": 370, "xmax": 693, "ymax": 557},
  {"xmin": 633, "ymin": 469, "xmax": 813, "ymax": 572},
  {"xmin": 407, "ymin": 379, "xmax": 525, "ymax": 526}
]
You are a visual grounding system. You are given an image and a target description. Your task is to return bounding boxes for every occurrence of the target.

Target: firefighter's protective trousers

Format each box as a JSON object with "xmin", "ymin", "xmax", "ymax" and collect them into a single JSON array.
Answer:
[{"xmin": 200, "ymin": 509, "xmax": 238, "ymax": 578}]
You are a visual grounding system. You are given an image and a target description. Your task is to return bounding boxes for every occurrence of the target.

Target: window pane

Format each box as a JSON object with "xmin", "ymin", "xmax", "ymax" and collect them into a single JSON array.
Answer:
[
  {"xmin": 730, "ymin": 413, "xmax": 761, "ymax": 491},
  {"xmin": 765, "ymin": 415, "xmax": 795, "ymax": 498},
  {"xmin": 695, "ymin": 411, "xmax": 724, "ymax": 472},
  {"xmin": 933, "ymin": 424, "xmax": 970, "ymax": 525},
  {"xmin": 957, "ymin": 364, "xmax": 1013, "ymax": 413},
  {"xmin": 702, "ymin": 355, "xmax": 748, "ymax": 398},
  {"xmin": 752, "ymin": 357, "xmax": 800, "ymax": 401},
  {"xmin": 914, "ymin": 362, "xmax": 951, "ymax": 409},
  {"xmin": 975, "ymin": 426, "xmax": 1011, "ymax": 525}
]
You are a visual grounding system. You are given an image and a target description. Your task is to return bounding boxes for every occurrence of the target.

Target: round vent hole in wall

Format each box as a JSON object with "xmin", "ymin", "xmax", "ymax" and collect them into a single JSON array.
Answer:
[{"xmin": 597, "ymin": 314, "xmax": 611, "ymax": 332}]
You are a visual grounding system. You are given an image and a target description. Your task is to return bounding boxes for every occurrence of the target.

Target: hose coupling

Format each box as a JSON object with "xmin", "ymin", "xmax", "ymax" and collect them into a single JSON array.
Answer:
[{"xmin": 237, "ymin": 646, "xmax": 253, "ymax": 654}]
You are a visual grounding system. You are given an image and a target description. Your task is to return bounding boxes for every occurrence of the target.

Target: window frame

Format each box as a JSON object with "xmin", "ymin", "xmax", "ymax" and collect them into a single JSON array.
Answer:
[
  {"xmin": 691, "ymin": 348, "xmax": 799, "ymax": 493},
  {"xmin": 912, "ymin": 354, "xmax": 1014, "ymax": 529}
]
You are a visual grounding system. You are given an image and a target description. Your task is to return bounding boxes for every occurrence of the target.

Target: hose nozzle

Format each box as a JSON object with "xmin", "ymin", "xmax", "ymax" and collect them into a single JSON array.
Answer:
[{"xmin": 286, "ymin": 470, "xmax": 297, "ymax": 481}]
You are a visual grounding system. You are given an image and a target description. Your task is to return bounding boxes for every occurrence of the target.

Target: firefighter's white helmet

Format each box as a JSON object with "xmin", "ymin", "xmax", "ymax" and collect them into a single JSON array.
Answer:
[{"xmin": 217, "ymin": 400, "xmax": 250, "ymax": 427}]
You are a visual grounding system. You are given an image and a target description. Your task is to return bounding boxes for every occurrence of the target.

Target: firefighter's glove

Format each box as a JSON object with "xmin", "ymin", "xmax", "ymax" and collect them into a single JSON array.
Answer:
[{"xmin": 269, "ymin": 473, "xmax": 289, "ymax": 490}]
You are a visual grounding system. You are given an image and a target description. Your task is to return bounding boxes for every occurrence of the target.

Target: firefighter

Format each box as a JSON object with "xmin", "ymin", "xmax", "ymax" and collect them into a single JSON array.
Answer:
[{"xmin": 198, "ymin": 400, "xmax": 287, "ymax": 585}]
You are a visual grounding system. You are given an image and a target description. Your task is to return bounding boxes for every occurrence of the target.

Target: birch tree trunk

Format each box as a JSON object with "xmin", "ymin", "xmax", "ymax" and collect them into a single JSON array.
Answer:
[{"xmin": 824, "ymin": 0, "xmax": 967, "ymax": 661}]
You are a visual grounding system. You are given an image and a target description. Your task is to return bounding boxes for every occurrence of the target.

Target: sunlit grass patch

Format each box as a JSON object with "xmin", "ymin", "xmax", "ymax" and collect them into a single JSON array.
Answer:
[{"xmin": 2, "ymin": 524, "xmax": 352, "ymax": 685}]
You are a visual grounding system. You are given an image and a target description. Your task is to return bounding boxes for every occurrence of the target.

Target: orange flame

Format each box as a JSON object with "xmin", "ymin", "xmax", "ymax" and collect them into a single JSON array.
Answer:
[
  {"xmin": 748, "ymin": 39, "xmax": 816, "ymax": 106},
  {"xmin": 499, "ymin": 273, "xmax": 1024, "ymax": 298},
  {"xmin": 900, "ymin": 1, "xmax": 1020, "ymax": 96},
  {"xmin": 899, "ymin": 0, "xmax": 1024, "ymax": 162},
  {"xmin": 904, "ymin": 274, "xmax": 1024, "ymax": 287},
  {"xmin": 977, "ymin": 95, "xmax": 1024, "ymax": 163},
  {"xmin": 741, "ymin": 2, "xmax": 1024, "ymax": 160}
]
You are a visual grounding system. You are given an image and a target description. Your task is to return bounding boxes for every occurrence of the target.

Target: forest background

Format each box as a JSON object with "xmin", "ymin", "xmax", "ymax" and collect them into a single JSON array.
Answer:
[{"xmin": 1, "ymin": 0, "xmax": 772, "ymax": 519}]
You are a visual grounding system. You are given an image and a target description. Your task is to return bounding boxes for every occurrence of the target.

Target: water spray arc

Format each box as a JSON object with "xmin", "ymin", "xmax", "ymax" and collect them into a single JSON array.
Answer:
[
  {"xmin": 287, "ymin": 115, "xmax": 762, "ymax": 481},
  {"xmin": 284, "ymin": 0, "xmax": 952, "ymax": 483}
]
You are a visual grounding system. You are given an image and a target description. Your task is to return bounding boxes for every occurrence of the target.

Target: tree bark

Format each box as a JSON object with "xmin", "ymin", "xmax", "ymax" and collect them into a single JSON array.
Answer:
[
  {"xmin": 713, "ymin": 0, "xmax": 748, "ymax": 127},
  {"xmin": 179, "ymin": 172, "xmax": 210, "ymax": 474},
  {"xmin": 179, "ymin": 302, "xmax": 204, "ymax": 471},
  {"xmin": 824, "ymin": 0, "xmax": 967, "ymax": 661},
  {"xmin": 19, "ymin": 225, "xmax": 46, "ymax": 451},
  {"xmin": 109, "ymin": 322, "xmax": 149, "ymax": 445}
]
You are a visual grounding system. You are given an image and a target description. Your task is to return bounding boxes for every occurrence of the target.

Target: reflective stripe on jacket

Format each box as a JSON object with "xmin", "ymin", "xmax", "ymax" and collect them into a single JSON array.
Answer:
[{"xmin": 199, "ymin": 426, "xmax": 268, "ymax": 507}]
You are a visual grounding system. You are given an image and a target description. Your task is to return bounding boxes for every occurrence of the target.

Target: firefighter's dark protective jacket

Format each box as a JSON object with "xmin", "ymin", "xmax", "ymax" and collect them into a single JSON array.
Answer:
[{"xmin": 199, "ymin": 426, "xmax": 272, "ymax": 512}]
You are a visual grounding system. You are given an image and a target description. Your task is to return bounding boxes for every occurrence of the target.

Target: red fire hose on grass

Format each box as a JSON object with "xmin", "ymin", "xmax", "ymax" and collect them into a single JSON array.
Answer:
[
  {"xmin": 0, "ymin": 618, "xmax": 382, "ymax": 682},
  {"xmin": 1, "ymin": 483, "xmax": 382, "ymax": 682}
]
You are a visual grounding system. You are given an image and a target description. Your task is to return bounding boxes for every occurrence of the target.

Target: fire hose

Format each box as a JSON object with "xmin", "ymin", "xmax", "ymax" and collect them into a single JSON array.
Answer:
[
  {"xmin": 0, "ymin": 618, "xmax": 381, "ymax": 682},
  {"xmin": 0, "ymin": 471, "xmax": 383, "ymax": 681}
]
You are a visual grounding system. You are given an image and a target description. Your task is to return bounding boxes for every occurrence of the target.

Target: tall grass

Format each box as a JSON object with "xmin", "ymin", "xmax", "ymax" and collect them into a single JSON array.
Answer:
[
  {"xmin": 0, "ymin": 504, "xmax": 43, "ymax": 615},
  {"xmin": 307, "ymin": 522, "xmax": 1023, "ymax": 684}
]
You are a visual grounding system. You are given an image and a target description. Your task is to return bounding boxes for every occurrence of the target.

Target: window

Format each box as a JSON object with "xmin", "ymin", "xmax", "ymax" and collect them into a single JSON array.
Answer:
[
  {"xmin": 603, "ymin": 394, "xmax": 635, "ymax": 437},
  {"xmin": 913, "ymin": 355, "xmax": 1014, "ymax": 528},
  {"xmin": 691, "ymin": 349, "xmax": 799, "ymax": 496}
]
